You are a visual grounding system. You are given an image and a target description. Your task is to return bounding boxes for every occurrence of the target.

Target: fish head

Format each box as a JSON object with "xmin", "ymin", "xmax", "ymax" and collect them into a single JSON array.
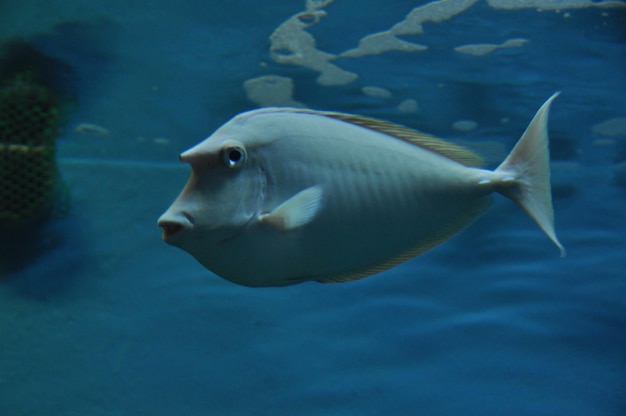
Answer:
[{"xmin": 157, "ymin": 124, "xmax": 265, "ymax": 258}]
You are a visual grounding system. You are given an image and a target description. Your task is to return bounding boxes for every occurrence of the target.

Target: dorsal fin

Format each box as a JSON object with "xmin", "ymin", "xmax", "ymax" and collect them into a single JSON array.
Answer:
[{"xmin": 320, "ymin": 111, "xmax": 485, "ymax": 167}]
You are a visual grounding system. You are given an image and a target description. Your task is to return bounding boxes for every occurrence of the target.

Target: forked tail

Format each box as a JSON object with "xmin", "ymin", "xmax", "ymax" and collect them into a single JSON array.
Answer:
[{"xmin": 494, "ymin": 92, "xmax": 566, "ymax": 257}]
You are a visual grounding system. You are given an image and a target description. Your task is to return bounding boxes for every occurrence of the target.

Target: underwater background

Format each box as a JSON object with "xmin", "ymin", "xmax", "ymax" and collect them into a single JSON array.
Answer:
[{"xmin": 1, "ymin": 0, "xmax": 625, "ymax": 415}]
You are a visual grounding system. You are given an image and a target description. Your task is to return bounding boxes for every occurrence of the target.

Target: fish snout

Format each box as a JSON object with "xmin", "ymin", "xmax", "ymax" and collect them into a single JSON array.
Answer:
[{"xmin": 157, "ymin": 211, "xmax": 194, "ymax": 241}]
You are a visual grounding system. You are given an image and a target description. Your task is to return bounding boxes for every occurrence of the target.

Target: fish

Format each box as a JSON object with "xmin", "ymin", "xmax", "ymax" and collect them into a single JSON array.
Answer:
[{"xmin": 158, "ymin": 93, "xmax": 565, "ymax": 287}]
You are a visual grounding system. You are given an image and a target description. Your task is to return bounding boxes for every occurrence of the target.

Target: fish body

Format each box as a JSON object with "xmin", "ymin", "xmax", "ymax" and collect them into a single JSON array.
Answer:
[{"xmin": 158, "ymin": 94, "xmax": 564, "ymax": 287}]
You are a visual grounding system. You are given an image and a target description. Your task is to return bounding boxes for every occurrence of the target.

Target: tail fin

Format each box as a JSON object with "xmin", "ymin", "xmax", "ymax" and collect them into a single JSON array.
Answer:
[{"xmin": 494, "ymin": 92, "xmax": 566, "ymax": 257}]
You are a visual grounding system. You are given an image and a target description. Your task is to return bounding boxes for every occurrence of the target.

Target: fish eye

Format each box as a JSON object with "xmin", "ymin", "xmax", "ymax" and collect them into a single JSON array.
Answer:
[{"xmin": 221, "ymin": 145, "xmax": 247, "ymax": 168}]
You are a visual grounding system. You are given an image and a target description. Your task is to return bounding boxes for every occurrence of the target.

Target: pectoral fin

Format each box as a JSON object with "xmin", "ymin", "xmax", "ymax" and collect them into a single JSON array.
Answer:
[{"xmin": 260, "ymin": 186, "xmax": 323, "ymax": 231}]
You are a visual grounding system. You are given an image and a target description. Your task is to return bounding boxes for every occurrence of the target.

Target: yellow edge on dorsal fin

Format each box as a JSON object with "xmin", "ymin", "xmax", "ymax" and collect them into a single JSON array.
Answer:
[
  {"xmin": 320, "ymin": 111, "xmax": 485, "ymax": 168},
  {"xmin": 313, "ymin": 197, "xmax": 493, "ymax": 284}
]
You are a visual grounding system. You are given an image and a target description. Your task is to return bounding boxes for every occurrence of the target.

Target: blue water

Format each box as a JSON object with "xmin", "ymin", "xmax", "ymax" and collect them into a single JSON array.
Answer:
[{"xmin": 1, "ymin": 1, "xmax": 625, "ymax": 415}]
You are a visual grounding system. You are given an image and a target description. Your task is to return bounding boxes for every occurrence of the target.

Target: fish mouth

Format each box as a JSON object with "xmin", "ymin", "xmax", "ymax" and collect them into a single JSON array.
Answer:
[
  {"xmin": 157, "ymin": 212, "xmax": 194, "ymax": 241},
  {"xmin": 159, "ymin": 222, "xmax": 184, "ymax": 240}
]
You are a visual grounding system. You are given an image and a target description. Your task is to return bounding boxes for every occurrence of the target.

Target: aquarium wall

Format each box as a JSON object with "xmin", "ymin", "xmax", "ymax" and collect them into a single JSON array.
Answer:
[{"xmin": 1, "ymin": 1, "xmax": 625, "ymax": 415}]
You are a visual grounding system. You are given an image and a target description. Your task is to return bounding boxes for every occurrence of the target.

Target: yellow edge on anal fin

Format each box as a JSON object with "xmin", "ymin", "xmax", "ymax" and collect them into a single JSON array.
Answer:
[{"xmin": 315, "ymin": 197, "xmax": 493, "ymax": 284}]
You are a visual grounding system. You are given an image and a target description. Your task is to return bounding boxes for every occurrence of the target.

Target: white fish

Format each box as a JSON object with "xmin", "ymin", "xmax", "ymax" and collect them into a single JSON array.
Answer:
[{"xmin": 158, "ymin": 93, "xmax": 565, "ymax": 287}]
